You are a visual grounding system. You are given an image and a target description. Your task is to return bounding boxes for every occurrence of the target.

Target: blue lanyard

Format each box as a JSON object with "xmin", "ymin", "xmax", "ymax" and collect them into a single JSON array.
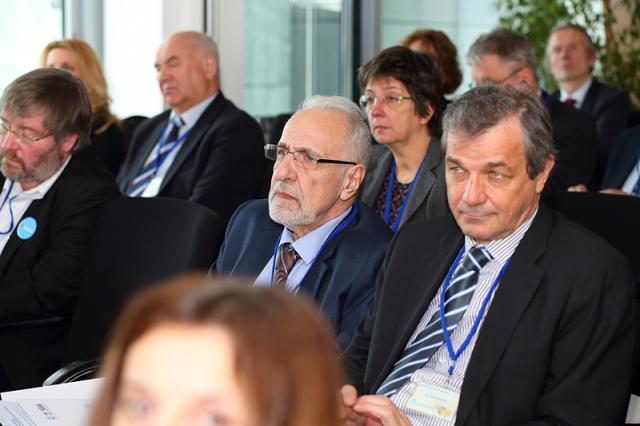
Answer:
[
  {"xmin": 383, "ymin": 159, "xmax": 425, "ymax": 232},
  {"xmin": 270, "ymin": 202, "xmax": 361, "ymax": 292},
  {"xmin": 438, "ymin": 246, "xmax": 511, "ymax": 375},
  {"xmin": 0, "ymin": 181, "xmax": 17, "ymax": 235},
  {"xmin": 631, "ymin": 150, "xmax": 640, "ymax": 196},
  {"xmin": 540, "ymin": 91, "xmax": 551, "ymax": 107},
  {"xmin": 151, "ymin": 125, "xmax": 192, "ymax": 177}
]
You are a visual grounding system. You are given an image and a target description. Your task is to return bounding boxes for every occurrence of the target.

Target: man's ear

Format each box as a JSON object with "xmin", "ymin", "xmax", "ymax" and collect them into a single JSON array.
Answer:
[
  {"xmin": 202, "ymin": 55, "xmax": 218, "ymax": 80},
  {"xmin": 60, "ymin": 134, "xmax": 78, "ymax": 155},
  {"xmin": 534, "ymin": 158, "xmax": 555, "ymax": 194},
  {"xmin": 339, "ymin": 164, "xmax": 366, "ymax": 201}
]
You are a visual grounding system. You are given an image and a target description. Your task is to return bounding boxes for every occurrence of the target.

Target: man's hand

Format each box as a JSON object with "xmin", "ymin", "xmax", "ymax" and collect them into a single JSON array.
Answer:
[
  {"xmin": 599, "ymin": 188, "xmax": 632, "ymax": 196},
  {"xmin": 567, "ymin": 184, "xmax": 588, "ymax": 192},
  {"xmin": 340, "ymin": 385, "xmax": 412, "ymax": 426}
]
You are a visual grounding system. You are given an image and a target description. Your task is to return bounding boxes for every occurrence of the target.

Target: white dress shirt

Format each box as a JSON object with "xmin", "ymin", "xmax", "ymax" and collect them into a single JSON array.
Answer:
[{"xmin": 559, "ymin": 78, "xmax": 592, "ymax": 108}]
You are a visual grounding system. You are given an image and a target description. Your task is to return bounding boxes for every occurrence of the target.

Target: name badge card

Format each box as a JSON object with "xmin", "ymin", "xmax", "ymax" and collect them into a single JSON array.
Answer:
[
  {"xmin": 141, "ymin": 177, "xmax": 163, "ymax": 197},
  {"xmin": 406, "ymin": 382, "xmax": 460, "ymax": 421}
]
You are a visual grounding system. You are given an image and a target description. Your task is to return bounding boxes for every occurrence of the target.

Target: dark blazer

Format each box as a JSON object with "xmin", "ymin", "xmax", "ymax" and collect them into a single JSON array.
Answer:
[
  {"xmin": 553, "ymin": 79, "xmax": 629, "ymax": 154},
  {"xmin": 89, "ymin": 113, "xmax": 129, "ymax": 177},
  {"xmin": 359, "ymin": 138, "xmax": 449, "ymax": 229},
  {"xmin": 117, "ymin": 92, "xmax": 266, "ymax": 222},
  {"xmin": 601, "ymin": 125, "xmax": 640, "ymax": 190},
  {"xmin": 213, "ymin": 199, "xmax": 392, "ymax": 349},
  {"xmin": 546, "ymin": 95, "xmax": 598, "ymax": 191},
  {"xmin": 0, "ymin": 149, "xmax": 119, "ymax": 390},
  {"xmin": 343, "ymin": 206, "xmax": 635, "ymax": 425}
]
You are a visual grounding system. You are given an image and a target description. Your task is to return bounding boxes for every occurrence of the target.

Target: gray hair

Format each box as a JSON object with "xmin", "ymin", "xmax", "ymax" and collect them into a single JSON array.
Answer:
[
  {"xmin": 299, "ymin": 95, "xmax": 371, "ymax": 166},
  {"xmin": 0, "ymin": 68, "xmax": 92, "ymax": 150},
  {"xmin": 467, "ymin": 28, "xmax": 537, "ymax": 75},
  {"xmin": 442, "ymin": 85, "xmax": 556, "ymax": 178},
  {"xmin": 172, "ymin": 31, "xmax": 219, "ymax": 62}
]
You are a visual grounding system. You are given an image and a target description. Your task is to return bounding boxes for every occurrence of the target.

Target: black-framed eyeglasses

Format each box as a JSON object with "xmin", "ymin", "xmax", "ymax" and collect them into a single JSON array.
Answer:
[
  {"xmin": 0, "ymin": 120, "xmax": 52, "ymax": 145},
  {"xmin": 358, "ymin": 95, "xmax": 413, "ymax": 110},
  {"xmin": 264, "ymin": 144, "xmax": 357, "ymax": 170},
  {"xmin": 468, "ymin": 66, "xmax": 525, "ymax": 89}
]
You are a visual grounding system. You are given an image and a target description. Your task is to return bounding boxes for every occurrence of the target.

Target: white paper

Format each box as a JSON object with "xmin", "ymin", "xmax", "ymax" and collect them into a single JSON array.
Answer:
[
  {"xmin": 1, "ymin": 378, "xmax": 103, "ymax": 401},
  {"xmin": 15, "ymin": 398, "xmax": 93, "ymax": 425},
  {"xmin": 0, "ymin": 400, "xmax": 37, "ymax": 426}
]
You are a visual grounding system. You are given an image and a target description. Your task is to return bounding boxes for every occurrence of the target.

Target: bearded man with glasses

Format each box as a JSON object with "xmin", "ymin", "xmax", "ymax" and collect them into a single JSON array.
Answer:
[
  {"xmin": 0, "ymin": 68, "xmax": 118, "ymax": 391},
  {"xmin": 212, "ymin": 95, "xmax": 391, "ymax": 349}
]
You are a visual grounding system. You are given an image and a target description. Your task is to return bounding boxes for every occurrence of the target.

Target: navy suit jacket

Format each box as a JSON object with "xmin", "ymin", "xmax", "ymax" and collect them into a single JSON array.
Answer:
[
  {"xmin": 344, "ymin": 206, "xmax": 635, "ymax": 425},
  {"xmin": 545, "ymin": 94, "xmax": 598, "ymax": 191},
  {"xmin": 117, "ymin": 92, "xmax": 266, "ymax": 223},
  {"xmin": 601, "ymin": 125, "xmax": 640, "ymax": 190},
  {"xmin": 213, "ymin": 199, "xmax": 392, "ymax": 349}
]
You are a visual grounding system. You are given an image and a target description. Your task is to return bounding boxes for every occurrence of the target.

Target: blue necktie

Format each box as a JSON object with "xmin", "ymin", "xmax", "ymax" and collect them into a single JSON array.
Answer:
[
  {"xmin": 376, "ymin": 245, "xmax": 493, "ymax": 397},
  {"xmin": 127, "ymin": 116, "xmax": 184, "ymax": 197}
]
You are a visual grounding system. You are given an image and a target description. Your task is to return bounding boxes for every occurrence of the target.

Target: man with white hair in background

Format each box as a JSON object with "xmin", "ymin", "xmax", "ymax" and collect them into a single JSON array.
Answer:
[{"xmin": 213, "ymin": 95, "xmax": 391, "ymax": 349}]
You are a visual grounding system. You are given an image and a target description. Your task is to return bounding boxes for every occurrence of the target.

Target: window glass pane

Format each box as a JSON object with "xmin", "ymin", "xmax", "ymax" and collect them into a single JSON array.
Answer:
[
  {"xmin": 244, "ymin": 0, "xmax": 348, "ymax": 116},
  {"xmin": 0, "ymin": 0, "xmax": 63, "ymax": 92},
  {"xmin": 380, "ymin": 0, "xmax": 498, "ymax": 96}
]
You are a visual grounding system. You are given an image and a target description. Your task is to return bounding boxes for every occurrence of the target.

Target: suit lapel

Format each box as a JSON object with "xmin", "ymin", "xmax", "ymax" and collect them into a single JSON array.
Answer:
[
  {"xmin": 360, "ymin": 148, "xmax": 393, "ymax": 207},
  {"xmin": 159, "ymin": 94, "xmax": 225, "ymax": 193},
  {"xmin": 455, "ymin": 207, "xmax": 551, "ymax": 425},
  {"xmin": 371, "ymin": 227, "xmax": 464, "ymax": 391},
  {"xmin": 580, "ymin": 80, "xmax": 599, "ymax": 114},
  {"xmin": 125, "ymin": 119, "xmax": 167, "ymax": 188},
  {"xmin": 399, "ymin": 137, "xmax": 442, "ymax": 227}
]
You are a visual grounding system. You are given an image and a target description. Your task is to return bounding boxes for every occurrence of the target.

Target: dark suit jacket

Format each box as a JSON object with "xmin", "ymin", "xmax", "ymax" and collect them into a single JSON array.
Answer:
[
  {"xmin": 117, "ymin": 92, "xmax": 266, "ymax": 222},
  {"xmin": 0, "ymin": 149, "xmax": 119, "ymax": 390},
  {"xmin": 359, "ymin": 138, "xmax": 449, "ymax": 229},
  {"xmin": 343, "ymin": 205, "xmax": 635, "ymax": 425},
  {"xmin": 546, "ymin": 95, "xmax": 598, "ymax": 191},
  {"xmin": 600, "ymin": 125, "xmax": 640, "ymax": 190},
  {"xmin": 213, "ymin": 199, "xmax": 392, "ymax": 349},
  {"xmin": 553, "ymin": 79, "xmax": 629, "ymax": 155}
]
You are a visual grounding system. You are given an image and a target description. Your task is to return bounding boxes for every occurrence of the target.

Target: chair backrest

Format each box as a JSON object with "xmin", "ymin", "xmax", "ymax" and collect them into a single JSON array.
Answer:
[
  {"xmin": 63, "ymin": 196, "xmax": 224, "ymax": 363},
  {"xmin": 543, "ymin": 191, "xmax": 640, "ymax": 293}
]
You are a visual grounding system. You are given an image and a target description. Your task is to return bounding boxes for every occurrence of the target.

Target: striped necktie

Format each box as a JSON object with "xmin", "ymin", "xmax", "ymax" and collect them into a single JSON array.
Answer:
[
  {"xmin": 272, "ymin": 242, "xmax": 301, "ymax": 289},
  {"xmin": 127, "ymin": 115, "xmax": 184, "ymax": 197},
  {"xmin": 376, "ymin": 245, "xmax": 493, "ymax": 397}
]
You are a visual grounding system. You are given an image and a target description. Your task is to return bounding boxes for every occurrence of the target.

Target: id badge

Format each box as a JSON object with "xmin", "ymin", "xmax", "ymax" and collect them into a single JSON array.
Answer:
[
  {"xmin": 141, "ymin": 176, "xmax": 163, "ymax": 197},
  {"xmin": 406, "ymin": 382, "xmax": 460, "ymax": 421}
]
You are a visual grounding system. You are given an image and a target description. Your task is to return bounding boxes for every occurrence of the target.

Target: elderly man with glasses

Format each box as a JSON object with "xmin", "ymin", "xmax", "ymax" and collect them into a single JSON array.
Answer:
[
  {"xmin": 212, "ymin": 95, "xmax": 391, "ymax": 349},
  {"xmin": 467, "ymin": 28, "xmax": 598, "ymax": 191},
  {"xmin": 0, "ymin": 68, "xmax": 118, "ymax": 391}
]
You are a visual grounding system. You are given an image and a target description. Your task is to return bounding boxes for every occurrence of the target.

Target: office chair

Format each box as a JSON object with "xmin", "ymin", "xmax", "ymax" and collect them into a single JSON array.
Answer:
[{"xmin": 44, "ymin": 196, "xmax": 224, "ymax": 385}]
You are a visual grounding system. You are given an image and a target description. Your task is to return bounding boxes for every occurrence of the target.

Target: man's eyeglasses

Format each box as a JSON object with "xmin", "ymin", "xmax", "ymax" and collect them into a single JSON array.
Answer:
[
  {"xmin": 359, "ymin": 95, "xmax": 413, "ymax": 110},
  {"xmin": 264, "ymin": 144, "xmax": 357, "ymax": 170},
  {"xmin": 469, "ymin": 66, "xmax": 525, "ymax": 89},
  {"xmin": 0, "ymin": 120, "xmax": 52, "ymax": 145}
]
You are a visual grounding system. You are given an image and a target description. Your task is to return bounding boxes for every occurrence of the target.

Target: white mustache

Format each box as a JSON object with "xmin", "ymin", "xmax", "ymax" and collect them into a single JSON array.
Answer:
[{"xmin": 270, "ymin": 180, "xmax": 301, "ymax": 202}]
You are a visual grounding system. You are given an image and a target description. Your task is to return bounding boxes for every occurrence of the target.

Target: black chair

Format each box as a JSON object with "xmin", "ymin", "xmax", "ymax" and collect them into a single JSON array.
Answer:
[
  {"xmin": 45, "ymin": 197, "xmax": 224, "ymax": 384},
  {"xmin": 543, "ymin": 191, "xmax": 640, "ymax": 397}
]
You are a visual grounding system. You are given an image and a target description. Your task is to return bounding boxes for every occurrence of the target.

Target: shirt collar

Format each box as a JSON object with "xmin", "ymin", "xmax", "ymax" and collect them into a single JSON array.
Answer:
[
  {"xmin": 5, "ymin": 155, "xmax": 72, "ymax": 201},
  {"xmin": 170, "ymin": 92, "xmax": 218, "ymax": 130},
  {"xmin": 560, "ymin": 78, "xmax": 592, "ymax": 107},
  {"xmin": 465, "ymin": 206, "xmax": 539, "ymax": 265},
  {"xmin": 279, "ymin": 206, "xmax": 352, "ymax": 265}
]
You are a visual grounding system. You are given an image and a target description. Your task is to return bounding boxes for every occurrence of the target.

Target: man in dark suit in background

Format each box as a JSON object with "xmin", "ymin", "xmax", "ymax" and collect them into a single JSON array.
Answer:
[
  {"xmin": 547, "ymin": 23, "xmax": 629, "ymax": 187},
  {"xmin": 569, "ymin": 125, "xmax": 640, "ymax": 196},
  {"xmin": 467, "ymin": 28, "xmax": 598, "ymax": 191},
  {"xmin": 342, "ymin": 86, "xmax": 634, "ymax": 425},
  {"xmin": 0, "ymin": 69, "xmax": 119, "ymax": 390},
  {"xmin": 117, "ymin": 31, "xmax": 266, "ymax": 222},
  {"xmin": 214, "ymin": 96, "xmax": 391, "ymax": 349}
]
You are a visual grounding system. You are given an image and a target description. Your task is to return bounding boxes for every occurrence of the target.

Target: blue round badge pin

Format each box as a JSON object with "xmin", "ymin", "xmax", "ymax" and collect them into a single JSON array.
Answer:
[{"xmin": 17, "ymin": 217, "xmax": 37, "ymax": 240}]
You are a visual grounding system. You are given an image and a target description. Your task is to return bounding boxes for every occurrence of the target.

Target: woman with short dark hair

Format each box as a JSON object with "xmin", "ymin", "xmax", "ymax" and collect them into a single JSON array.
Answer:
[{"xmin": 358, "ymin": 46, "xmax": 449, "ymax": 231}]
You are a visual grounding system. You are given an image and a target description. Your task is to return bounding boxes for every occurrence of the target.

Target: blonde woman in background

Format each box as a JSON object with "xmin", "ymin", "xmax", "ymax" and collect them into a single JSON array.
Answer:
[{"xmin": 41, "ymin": 39, "xmax": 128, "ymax": 175}]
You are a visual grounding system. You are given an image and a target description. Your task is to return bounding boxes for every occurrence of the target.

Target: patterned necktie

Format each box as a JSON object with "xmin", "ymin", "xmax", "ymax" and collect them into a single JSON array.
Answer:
[
  {"xmin": 272, "ymin": 242, "xmax": 301, "ymax": 289},
  {"xmin": 376, "ymin": 245, "xmax": 493, "ymax": 397},
  {"xmin": 564, "ymin": 98, "xmax": 577, "ymax": 107},
  {"xmin": 127, "ymin": 115, "xmax": 184, "ymax": 197}
]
